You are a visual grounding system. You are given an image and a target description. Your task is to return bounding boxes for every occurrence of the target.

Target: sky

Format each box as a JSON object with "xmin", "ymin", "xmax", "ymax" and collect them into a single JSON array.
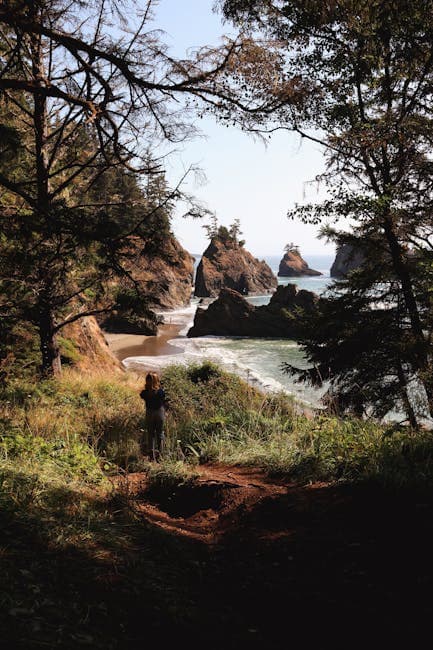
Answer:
[{"xmin": 149, "ymin": 0, "xmax": 334, "ymax": 258}]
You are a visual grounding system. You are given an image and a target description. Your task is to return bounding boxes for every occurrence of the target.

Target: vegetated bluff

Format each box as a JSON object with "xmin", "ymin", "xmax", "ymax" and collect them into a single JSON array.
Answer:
[
  {"xmin": 278, "ymin": 249, "xmax": 322, "ymax": 277},
  {"xmin": 194, "ymin": 236, "xmax": 277, "ymax": 298},
  {"xmin": 188, "ymin": 284, "xmax": 318, "ymax": 338},
  {"xmin": 101, "ymin": 234, "xmax": 195, "ymax": 335},
  {"xmin": 61, "ymin": 316, "xmax": 123, "ymax": 373}
]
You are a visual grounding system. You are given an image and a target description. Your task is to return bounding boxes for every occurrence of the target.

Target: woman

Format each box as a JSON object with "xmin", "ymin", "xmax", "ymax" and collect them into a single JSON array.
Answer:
[{"xmin": 139, "ymin": 371, "xmax": 167, "ymax": 460}]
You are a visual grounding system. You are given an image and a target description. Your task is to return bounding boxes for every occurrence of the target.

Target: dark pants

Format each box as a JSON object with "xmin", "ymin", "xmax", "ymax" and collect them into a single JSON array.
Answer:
[{"xmin": 143, "ymin": 407, "xmax": 165, "ymax": 458}]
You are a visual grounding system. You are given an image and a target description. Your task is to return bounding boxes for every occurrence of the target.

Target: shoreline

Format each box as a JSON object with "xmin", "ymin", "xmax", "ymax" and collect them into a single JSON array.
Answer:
[
  {"xmin": 103, "ymin": 321, "xmax": 317, "ymax": 418},
  {"xmin": 104, "ymin": 323, "xmax": 184, "ymax": 362}
]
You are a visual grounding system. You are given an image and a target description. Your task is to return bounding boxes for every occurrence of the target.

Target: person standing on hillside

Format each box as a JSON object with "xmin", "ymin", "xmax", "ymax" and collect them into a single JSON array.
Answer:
[{"xmin": 139, "ymin": 371, "xmax": 167, "ymax": 461}]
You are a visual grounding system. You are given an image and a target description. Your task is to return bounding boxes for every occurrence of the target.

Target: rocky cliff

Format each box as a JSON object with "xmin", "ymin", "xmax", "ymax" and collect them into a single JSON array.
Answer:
[
  {"xmin": 123, "ymin": 235, "xmax": 195, "ymax": 309},
  {"xmin": 99, "ymin": 234, "xmax": 194, "ymax": 335},
  {"xmin": 194, "ymin": 238, "xmax": 277, "ymax": 298},
  {"xmin": 278, "ymin": 250, "xmax": 322, "ymax": 277},
  {"xmin": 187, "ymin": 284, "xmax": 318, "ymax": 338},
  {"xmin": 60, "ymin": 316, "xmax": 123, "ymax": 373},
  {"xmin": 330, "ymin": 244, "xmax": 365, "ymax": 278}
]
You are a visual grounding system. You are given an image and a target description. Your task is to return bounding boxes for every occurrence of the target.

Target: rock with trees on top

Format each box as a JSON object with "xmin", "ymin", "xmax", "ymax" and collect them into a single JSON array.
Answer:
[
  {"xmin": 194, "ymin": 218, "xmax": 278, "ymax": 298},
  {"xmin": 278, "ymin": 243, "xmax": 322, "ymax": 277}
]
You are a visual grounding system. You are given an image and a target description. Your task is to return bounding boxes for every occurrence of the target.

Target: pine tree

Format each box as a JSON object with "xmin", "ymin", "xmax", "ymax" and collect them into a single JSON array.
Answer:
[{"xmin": 221, "ymin": 0, "xmax": 433, "ymax": 419}]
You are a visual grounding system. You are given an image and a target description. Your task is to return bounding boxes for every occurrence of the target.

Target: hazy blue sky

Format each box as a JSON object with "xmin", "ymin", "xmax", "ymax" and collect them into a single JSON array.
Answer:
[{"xmin": 150, "ymin": 0, "xmax": 334, "ymax": 258}]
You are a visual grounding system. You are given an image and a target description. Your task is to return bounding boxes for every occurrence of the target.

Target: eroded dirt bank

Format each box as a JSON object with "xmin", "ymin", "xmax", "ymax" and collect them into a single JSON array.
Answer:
[
  {"xmin": 116, "ymin": 463, "xmax": 433, "ymax": 648},
  {"xmin": 3, "ymin": 463, "xmax": 433, "ymax": 649}
]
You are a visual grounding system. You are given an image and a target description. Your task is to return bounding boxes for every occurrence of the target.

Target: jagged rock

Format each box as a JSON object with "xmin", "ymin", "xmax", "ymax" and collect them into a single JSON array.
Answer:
[
  {"xmin": 268, "ymin": 284, "xmax": 318, "ymax": 311},
  {"xmin": 122, "ymin": 235, "xmax": 195, "ymax": 309},
  {"xmin": 330, "ymin": 244, "xmax": 365, "ymax": 278},
  {"xmin": 278, "ymin": 250, "xmax": 322, "ymax": 277},
  {"xmin": 188, "ymin": 289, "xmax": 255, "ymax": 337},
  {"xmin": 194, "ymin": 238, "xmax": 277, "ymax": 298},
  {"xmin": 187, "ymin": 285, "xmax": 318, "ymax": 338}
]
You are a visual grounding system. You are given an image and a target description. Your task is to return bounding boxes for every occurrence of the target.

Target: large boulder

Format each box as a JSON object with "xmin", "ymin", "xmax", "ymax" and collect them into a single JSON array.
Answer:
[
  {"xmin": 61, "ymin": 316, "xmax": 123, "ymax": 373},
  {"xmin": 187, "ymin": 285, "xmax": 318, "ymax": 338},
  {"xmin": 194, "ymin": 238, "xmax": 277, "ymax": 298},
  {"xmin": 330, "ymin": 244, "xmax": 365, "ymax": 278},
  {"xmin": 188, "ymin": 289, "xmax": 256, "ymax": 337},
  {"xmin": 278, "ymin": 250, "xmax": 322, "ymax": 277}
]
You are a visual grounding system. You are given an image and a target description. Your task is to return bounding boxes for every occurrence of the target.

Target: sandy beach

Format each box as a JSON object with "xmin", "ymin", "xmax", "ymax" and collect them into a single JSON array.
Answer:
[{"xmin": 104, "ymin": 323, "xmax": 184, "ymax": 362}]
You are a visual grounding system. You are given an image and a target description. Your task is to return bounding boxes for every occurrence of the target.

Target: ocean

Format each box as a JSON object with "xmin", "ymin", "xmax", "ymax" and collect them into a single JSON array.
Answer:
[{"xmin": 122, "ymin": 253, "xmax": 335, "ymax": 409}]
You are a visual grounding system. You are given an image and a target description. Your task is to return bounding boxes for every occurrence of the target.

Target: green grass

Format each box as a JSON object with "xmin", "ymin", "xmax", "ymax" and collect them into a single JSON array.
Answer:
[
  {"xmin": 1, "ymin": 359, "xmax": 433, "ymax": 534},
  {"xmin": 2, "ymin": 361, "xmax": 433, "ymax": 506},
  {"xmin": 160, "ymin": 362, "xmax": 433, "ymax": 490}
]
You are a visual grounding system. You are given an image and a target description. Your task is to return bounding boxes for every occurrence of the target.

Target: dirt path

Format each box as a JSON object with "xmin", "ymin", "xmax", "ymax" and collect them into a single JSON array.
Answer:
[
  {"xmin": 119, "ymin": 464, "xmax": 290, "ymax": 543},
  {"xmin": 4, "ymin": 463, "xmax": 433, "ymax": 649}
]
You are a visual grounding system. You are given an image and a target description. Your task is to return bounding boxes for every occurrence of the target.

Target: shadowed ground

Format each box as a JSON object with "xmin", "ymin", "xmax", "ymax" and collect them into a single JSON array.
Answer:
[{"xmin": 2, "ymin": 463, "xmax": 432, "ymax": 649}]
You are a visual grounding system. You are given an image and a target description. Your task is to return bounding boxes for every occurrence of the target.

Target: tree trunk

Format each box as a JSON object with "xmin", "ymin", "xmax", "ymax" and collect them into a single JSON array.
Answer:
[
  {"xmin": 383, "ymin": 217, "xmax": 433, "ymax": 416},
  {"xmin": 39, "ymin": 308, "xmax": 61, "ymax": 377},
  {"xmin": 31, "ymin": 9, "xmax": 59, "ymax": 376}
]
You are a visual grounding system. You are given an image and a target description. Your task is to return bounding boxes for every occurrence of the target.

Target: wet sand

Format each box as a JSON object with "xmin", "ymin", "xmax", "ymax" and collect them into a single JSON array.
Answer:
[{"xmin": 104, "ymin": 323, "xmax": 184, "ymax": 362}]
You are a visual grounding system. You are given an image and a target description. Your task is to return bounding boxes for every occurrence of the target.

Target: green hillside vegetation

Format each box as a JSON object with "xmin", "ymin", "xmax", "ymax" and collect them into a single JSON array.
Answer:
[
  {"xmin": 3, "ymin": 361, "xmax": 433, "ymax": 528},
  {"xmin": 2, "ymin": 362, "xmax": 433, "ymax": 647}
]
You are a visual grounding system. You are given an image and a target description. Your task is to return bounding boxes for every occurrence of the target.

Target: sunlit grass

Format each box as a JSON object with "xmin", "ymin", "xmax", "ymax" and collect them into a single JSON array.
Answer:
[{"xmin": 1, "ymin": 360, "xmax": 433, "ymax": 550}]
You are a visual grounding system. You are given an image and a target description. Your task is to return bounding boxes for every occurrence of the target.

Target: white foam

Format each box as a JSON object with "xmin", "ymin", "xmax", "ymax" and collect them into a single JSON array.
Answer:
[
  {"xmin": 154, "ymin": 302, "xmax": 199, "ymax": 336},
  {"xmin": 122, "ymin": 331, "xmax": 323, "ymax": 408}
]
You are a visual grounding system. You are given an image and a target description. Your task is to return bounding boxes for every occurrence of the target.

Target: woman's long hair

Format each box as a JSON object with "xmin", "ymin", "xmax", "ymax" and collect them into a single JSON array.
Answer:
[{"xmin": 145, "ymin": 372, "xmax": 160, "ymax": 393}]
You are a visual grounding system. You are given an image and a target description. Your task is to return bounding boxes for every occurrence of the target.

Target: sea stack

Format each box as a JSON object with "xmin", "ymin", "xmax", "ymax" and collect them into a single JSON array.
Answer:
[
  {"xmin": 278, "ymin": 248, "xmax": 322, "ymax": 277},
  {"xmin": 330, "ymin": 243, "xmax": 365, "ymax": 278},
  {"xmin": 194, "ymin": 234, "xmax": 277, "ymax": 298}
]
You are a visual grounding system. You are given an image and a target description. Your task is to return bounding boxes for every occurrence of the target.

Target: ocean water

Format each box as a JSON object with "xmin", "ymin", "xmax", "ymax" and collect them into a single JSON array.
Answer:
[
  {"xmin": 122, "ymin": 253, "xmax": 335, "ymax": 408},
  {"xmin": 122, "ymin": 254, "xmax": 433, "ymax": 424},
  {"xmin": 248, "ymin": 254, "xmax": 333, "ymax": 306}
]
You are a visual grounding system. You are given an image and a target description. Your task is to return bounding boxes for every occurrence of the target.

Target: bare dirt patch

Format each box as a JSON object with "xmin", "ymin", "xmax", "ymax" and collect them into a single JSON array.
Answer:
[
  {"xmin": 116, "ymin": 463, "xmax": 433, "ymax": 649},
  {"xmin": 119, "ymin": 464, "xmax": 288, "ymax": 543}
]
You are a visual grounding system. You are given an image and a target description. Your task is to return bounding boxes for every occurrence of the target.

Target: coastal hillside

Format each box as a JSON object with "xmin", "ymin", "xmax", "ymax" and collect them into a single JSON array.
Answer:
[
  {"xmin": 3, "ymin": 1, "xmax": 433, "ymax": 647},
  {"xmin": 121, "ymin": 234, "xmax": 194, "ymax": 310},
  {"xmin": 98, "ymin": 234, "xmax": 194, "ymax": 336},
  {"xmin": 61, "ymin": 317, "xmax": 123, "ymax": 373}
]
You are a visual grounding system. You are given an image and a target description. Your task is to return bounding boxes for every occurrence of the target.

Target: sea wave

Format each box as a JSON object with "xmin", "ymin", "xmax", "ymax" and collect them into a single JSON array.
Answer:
[
  {"xmin": 122, "ymin": 333, "xmax": 326, "ymax": 408},
  {"xmin": 125, "ymin": 282, "xmax": 331, "ymax": 407}
]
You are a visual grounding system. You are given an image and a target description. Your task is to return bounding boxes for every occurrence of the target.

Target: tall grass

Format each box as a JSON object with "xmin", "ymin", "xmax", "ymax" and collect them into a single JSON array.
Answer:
[
  {"xmin": 1, "ymin": 360, "xmax": 433, "ymax": 520},
  {"xmin": 1, "ymin": 369, "xmax": 148, "ymax": 469},
  {"xmin": 161, "ymin": 362, "xmax": 433, "ymax": 490}
]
